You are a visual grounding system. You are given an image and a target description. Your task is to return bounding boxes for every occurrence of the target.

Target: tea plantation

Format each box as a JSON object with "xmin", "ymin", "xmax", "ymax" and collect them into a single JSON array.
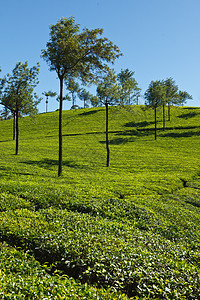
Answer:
[{"xmin": 0, "ymin": 105, "xmax": 200, "ymax": 299}]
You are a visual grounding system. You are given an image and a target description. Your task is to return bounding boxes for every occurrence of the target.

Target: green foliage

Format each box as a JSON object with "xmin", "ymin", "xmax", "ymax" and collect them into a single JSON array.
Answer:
[
  {"xmin": 178, "ymin": 90, "xmax": 193, "ymax": 106},
  {"xmin": 65, "ymin": 78, "xmax": 80, "ymax": 108},
  {"xmin": 78, "ymin": 88, "xmax": 92, "ymax": 108},
  {"xmin": 0, "ymin": 105, "xmax": 200, "ymax": 298},
  {"xmin": 41, "ymin": 16, "xmax": 122, "ymax": 175},
  {"xmin": 164, "ymin": 78, "xmax": 179, "ymax": 105},
  {"xmin": 41, "ymin": 16, "xmax": 122, "ymax": 84},
  {"xmin": 0, "ymin": 242, "xmax": 127, "ymax": 299},
  {"xmin": 97, "ymin": 69, "xmax": 120, "ymax": 106},
  {"xmin": 117, "ymin": 68, "xmax": 141, "ymax": 105},
  {"xmin": 0, "ymin": 61, "xmax": 41, "ymax": 154},
  {"xmin": 0, "ymin": 208, "xmax": 199, "ymax": 298},
  {"xmin": 0, "ymin": 61, "xmax": 40, "ymax": 115},
  {"xmin": 145, "ymin": 80, "xmax": 166, "ymax": 109}
]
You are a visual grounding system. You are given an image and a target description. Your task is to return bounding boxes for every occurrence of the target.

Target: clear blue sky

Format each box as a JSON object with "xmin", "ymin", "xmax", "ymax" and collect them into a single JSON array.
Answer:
[{"xmin": 0, "ymin": 0, "xmax": 200, "ymax": 112}]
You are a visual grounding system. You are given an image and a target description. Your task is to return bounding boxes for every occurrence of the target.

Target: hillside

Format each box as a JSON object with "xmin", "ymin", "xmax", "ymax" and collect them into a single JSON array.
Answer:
[{"xmin": 0, "ymin": 105, "xmax": 200, "ymax": 299}]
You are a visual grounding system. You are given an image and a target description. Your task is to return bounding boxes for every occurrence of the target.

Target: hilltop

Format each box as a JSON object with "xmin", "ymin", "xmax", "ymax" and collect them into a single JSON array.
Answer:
[{"xmin": 0, "ymin": 105, "xmax": 200, "ymax": 299}]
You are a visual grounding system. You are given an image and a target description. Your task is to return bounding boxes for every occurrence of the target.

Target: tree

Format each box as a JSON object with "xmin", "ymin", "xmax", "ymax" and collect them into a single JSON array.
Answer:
[
  {"xmin": 117, "ymin": 68, "xmax": 141, "ymax": 105},
  {"xmin": 144, "ymin": 80, "xmax": 166, "ymax": 140},
  {"xmin": 97, "ymin": 70, "xmax": 119, "ymax": 167},
  {"xmin": 178, "ymin": 90, "xmax": 192, "ymax": 106},
  {"xmin": 65, "ymin": 78, "xmax": 80, "ymax": 109},
  {"xmin": 0, "ymin": 73, "xmax": 17, "ymax": 139},
  {"xmin": 42, "ymin": 90, "xmax": 57, "ymax": 113},
  {"xmin": 164, "ymin": 78, "xmax": 179, "ymax": 121},
  {"xmin": 161, "ymin": 89, "xmax": 166, "ymax": 131},
  {"xmin": 0, "ymin": 92, "xmax": 17, "ymax": 139},
  {"xmin": 41, "ymin": 16, "xmax": 122, "ymax": 176},
  {"xmin": 78, "ymin": 88, "xmax": 91, "ymax": 108},
  {"xmin": 0, "ymin": 62, "xmax": 40, "ymax": 154},
  {"xmin": 90, "ymin": 95, "xmax": 100, "ymax": 107},
  {"xmin": 0, "ymin": 107, "xmax": 11, "ymax": 120}
]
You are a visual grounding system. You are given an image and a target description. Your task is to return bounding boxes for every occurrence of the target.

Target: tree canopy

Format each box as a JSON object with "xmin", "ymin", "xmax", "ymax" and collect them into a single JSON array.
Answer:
[
  {"xmin": 163, "ymin": 78, "xmax": 179, "ymax": 121},
  {"xmin": 117, "ymin": 68, "xmax": 141, "ymax": 105},
  {"xmin": 42, "ymin": 90, "xmax": 57, "ymax": 113},
  {"xmin": 0, "ymin": 61, "xmax": 40, "ymax": 154},
  {"xmin": 145, "ymin": 80, "xmax": 166, "ymax": 140},
  {"xmin": 178, "ymin": 90, "xmax": 193, "ymax": 106},
  {"xmin": 41, "ymin": 17, "xmax": 122, "ymax": 84},
  {"xmin": 65, "ymin": 78, "xmax": 80, "ymax": 109}
]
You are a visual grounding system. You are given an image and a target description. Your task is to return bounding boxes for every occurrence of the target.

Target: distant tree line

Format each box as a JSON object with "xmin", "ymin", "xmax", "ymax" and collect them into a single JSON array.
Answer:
[{"xmin": 144, "ymin": 78, "xmax": 192, "ymax": 140}]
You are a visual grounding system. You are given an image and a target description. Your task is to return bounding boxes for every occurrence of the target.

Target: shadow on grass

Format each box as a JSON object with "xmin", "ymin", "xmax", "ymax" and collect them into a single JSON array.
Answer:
[
  {"xmin": 79, "ymin": 109, "xmax": 101, "ymax": 116},
  {"xmin": 0, "ymin": 166, "xmax": 11, "ymax": 177},
  {"xmin": 63, "ymin": 130, "xmax": 124, "ymax": 137},
  {"xmin": 0, "ymin": 140, "xmax": 12, "ymax": 143},
  {"xmin": 124, "ymin": 120, "xmax": 155, "ymax": 128},
  {"xmin": 99, "ymin": 128, "xmax": 154, "ymax": 145},
  {"xmin": 178, "ymin": 112, "xmax": 200, "ymax": 119},
  {"xmin": 186, "ymin": 200, "xmax": 200, "ymax": 208},
  {"xmin": 63, "ymin": 131, "xmax": 104, "ymax": 137},
  {"xmin": 99, "ymin": 137, "xmax": 136, "ymax": 145},
  {"xmin": 160, "ymin": 130, "xmax": 200, "ymax": 138},
  {"xmin": 99, "ymin": 123, "xmax": 200, "ymax": 144},
  {"xmin": 20, "ymin": 158, "xmax": 86, "ymax": 169}
]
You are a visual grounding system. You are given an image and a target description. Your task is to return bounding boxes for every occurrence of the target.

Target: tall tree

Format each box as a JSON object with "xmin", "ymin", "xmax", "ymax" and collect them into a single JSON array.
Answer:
[
  {"xmin": 0, "ymin": 62, "xmax": 40, "ymax": 154},
  {"xmin": 161, "ymin": 91, "xmax": 166, "ymax": 131},
  {"xmin": 65, "ymin": 78, "xmax": 80, "ymax": 109},
  {"xmin": 42, "ymin": 90, "xmax": 57, "ymax": 113},
  {"xmin": 78, "ymin": 88, "xmax": 91, "ymax": 108},
  {"xmin": 178, "ymin": 90, "xmax": 193, "ymax": 106},
  {"xmin": 1, "ymin": 74, "xmax": 16, "ymax": 139},
  {"xmin": 0, "ymin": 92, "xmax": 16, "ymax": 139},
  {"xmin": 144, "ymin": 80, "xmax": 166, "ymax": 140},
  {"xmin": 164, "ymin": 78, "xmax": 179, "ymax": 121},
  {"xmin": 97, "ymin": 70, "xmax": 119, "ymax": 167},
  {"xmin": 90, "ymin": 95, "xmax": 100, "ymax": 107},
  {"xmin": 117, "ymin": 68, "xmax": 141, "ymax": 105},
  {"xmin": 41, "ymin": 16, "xmax": 122, "ymax": 176}
]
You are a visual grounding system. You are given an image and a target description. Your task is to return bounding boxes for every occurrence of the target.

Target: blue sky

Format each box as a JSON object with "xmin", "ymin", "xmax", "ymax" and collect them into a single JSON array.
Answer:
[{"xmin": 0, "ymin": 0, "xmax": 200, "ymax": 112}]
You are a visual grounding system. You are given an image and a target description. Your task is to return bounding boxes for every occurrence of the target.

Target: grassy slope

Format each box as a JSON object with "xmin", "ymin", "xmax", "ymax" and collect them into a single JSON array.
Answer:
[{"xmin": 0, "ymin": 105, "xmax": 200, "ymax": 299}]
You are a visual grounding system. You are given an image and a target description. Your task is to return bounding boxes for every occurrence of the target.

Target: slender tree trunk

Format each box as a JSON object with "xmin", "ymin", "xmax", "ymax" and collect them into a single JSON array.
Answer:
[
  {"xmin": 15, "ymin": 108, "xmax": 19, "ymax": 155},
  {"xmin": 168, "ymin": 103, "xmax": 171, "ymax": 121},
  {"xmin": 162, "ymin": 103, "xmax": 165, "ymax": 130},
  {"xmin": 105, "ymin": 102, "xmax": 110, "ymax": 167},
  {"xmin": 154, "ymin": 107, "xmax": 157, "ymax": 140},
  {"xmin": 58, "ymin": 76, "xmax": 63, "ymax": 176},
  {"xmin": 13, "ymin": 111, "xmax": 15, "ymax": 140},
  {"xmin": 46, "ymin": 96, "xmax": 48, "ymax": 113},
  {"xmin": 72, "ymin": 93, "xmax": 75, "ymax": 107}
]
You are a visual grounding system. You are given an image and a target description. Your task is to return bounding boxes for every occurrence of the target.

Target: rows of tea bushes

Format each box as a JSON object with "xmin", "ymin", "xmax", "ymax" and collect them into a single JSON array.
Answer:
[
  {"xmin": 0, "ymin": 242, "xmax": 128, "ymax": 299},
  {"xmin": 0, "ymin": 206, "xmax": 199, "ymax": 298},
  {"xmin": 0, "ymin": 174, "xmax": 200, "ymax": 298},
  {"xmin": 1, "ymin": 178, "xmax": 200, "ymax": 243},
  {"xmin": 0, "ymin": 106, "xmax": 200, "ymax": 298}
]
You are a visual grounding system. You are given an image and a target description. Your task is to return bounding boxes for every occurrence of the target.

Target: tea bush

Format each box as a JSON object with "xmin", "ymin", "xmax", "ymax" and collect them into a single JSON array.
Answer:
[
  {"xmin": 0, "ymin": 105, "xmax": 200, "ymax": 298},
  {"xmin": 0, "ymin": 242, "xmax": 128, "ymax": 299},
  {"xmin": 0, "ymin": 208, "xmax": 199, "ymax": 298}
]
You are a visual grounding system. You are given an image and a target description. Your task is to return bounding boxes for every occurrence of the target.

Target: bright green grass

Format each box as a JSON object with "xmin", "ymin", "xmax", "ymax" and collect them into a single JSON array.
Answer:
[{"xmin": 0, "ymin": 105, "xmax": 200, "ymax": 298}]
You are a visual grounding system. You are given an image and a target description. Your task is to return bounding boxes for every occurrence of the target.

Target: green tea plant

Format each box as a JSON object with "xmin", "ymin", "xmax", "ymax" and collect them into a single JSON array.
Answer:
[
  {"xmin": 0, "ymin": 242, "xmax": 128, "ymax": 299},
  {"xmin": 0, "ymin": 105, "xmax": 200, "ymax": 298}
]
